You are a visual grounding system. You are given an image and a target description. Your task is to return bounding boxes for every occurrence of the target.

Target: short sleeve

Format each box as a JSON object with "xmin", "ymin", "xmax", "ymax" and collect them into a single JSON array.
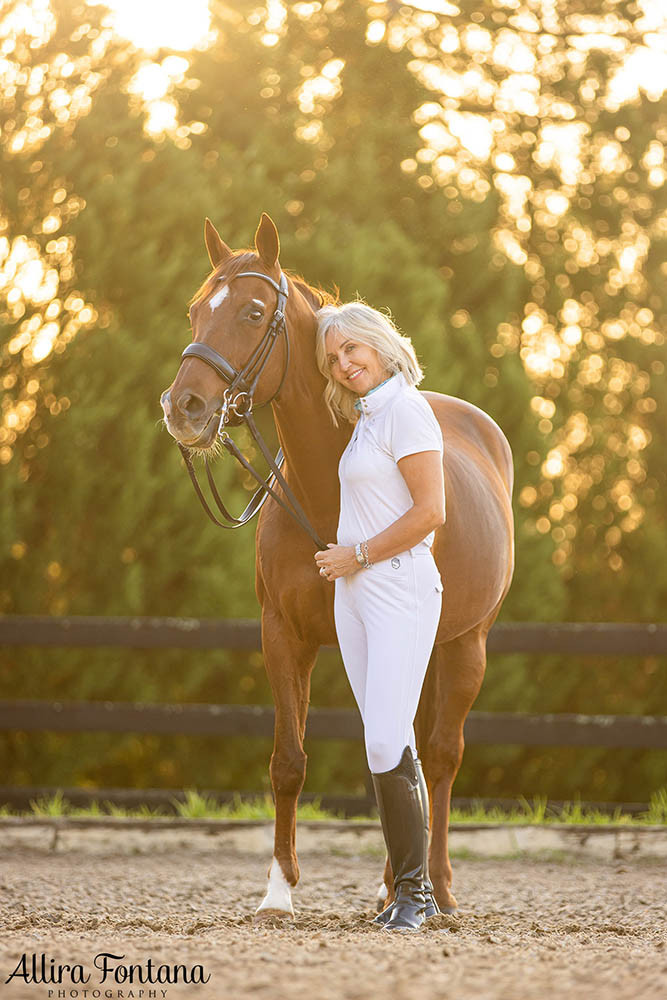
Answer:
[{"xmin": 386, "ymin": 391, "xmax": 444, "ymax": 463}]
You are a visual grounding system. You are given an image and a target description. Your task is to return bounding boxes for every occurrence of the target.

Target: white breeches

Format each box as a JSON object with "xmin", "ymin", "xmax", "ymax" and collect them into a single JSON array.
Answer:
[{"xmin": 334, "ymin": 550, "xmax": 443, "ymax": 774}]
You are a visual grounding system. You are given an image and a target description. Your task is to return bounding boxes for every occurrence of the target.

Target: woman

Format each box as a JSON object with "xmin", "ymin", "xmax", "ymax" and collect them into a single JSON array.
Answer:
[{"xmin": 314, "ymin": 301, "xmax": 445, "ymax": 932}]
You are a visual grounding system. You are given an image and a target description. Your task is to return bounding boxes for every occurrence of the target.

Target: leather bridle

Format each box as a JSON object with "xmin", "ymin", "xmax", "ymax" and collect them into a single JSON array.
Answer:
[
  {"xmin": 181, "ymin": 270, "xmax": 290, "ymax": 425},
  {"xmin": 175, "ymin": 270, "xmax": 327, "ymax": 549}
]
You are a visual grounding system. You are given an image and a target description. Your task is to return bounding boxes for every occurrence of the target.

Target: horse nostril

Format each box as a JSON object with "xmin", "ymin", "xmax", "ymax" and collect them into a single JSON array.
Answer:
[{"xmin": 177, "ymin": 391, "xmax": 207, "ymax": 420}]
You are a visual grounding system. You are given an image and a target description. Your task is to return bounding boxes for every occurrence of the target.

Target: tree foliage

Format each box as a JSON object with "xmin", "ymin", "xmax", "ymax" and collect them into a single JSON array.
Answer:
[{"xmin": 1, "ymin": 0, "xmax": 665, "ymax": 803}]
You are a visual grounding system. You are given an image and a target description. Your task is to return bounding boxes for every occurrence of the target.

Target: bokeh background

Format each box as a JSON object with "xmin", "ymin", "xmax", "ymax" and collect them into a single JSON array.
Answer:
[{"xmin": 1, "ymin": 0, "xmax": 665, "ymax": 807}]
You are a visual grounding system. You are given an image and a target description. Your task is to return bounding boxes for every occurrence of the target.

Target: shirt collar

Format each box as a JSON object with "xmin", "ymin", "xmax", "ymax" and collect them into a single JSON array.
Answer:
[{"xmin": 354, "ymin": 371, "xmax": 406, "ymax": 417}]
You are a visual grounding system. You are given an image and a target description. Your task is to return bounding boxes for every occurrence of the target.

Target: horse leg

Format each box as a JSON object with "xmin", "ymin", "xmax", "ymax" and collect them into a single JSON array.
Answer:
[
  {"xmin": 254, "ymin": 604, "xmax": 317, "ymax": 922},
  {"xmin": 376, "ymin": 856, "xmax": 394, "ymax": 912},
  {"xmin": 415, "ymin": 628, "xmax": 488, "ymax": 912}
]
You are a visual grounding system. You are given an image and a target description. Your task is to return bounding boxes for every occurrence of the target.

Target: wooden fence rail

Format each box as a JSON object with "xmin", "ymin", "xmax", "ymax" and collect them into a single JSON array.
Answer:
[
  {"xmin": 1, "ymin": 616, "xmax": 665, "ymax": 750},
  {"xmin": 0, "ymin": 700, "xmax": 666, "ymax": 749},
  {"xmin": 1, "ymin": 615, "xmax": 667, "ymax": 655}
]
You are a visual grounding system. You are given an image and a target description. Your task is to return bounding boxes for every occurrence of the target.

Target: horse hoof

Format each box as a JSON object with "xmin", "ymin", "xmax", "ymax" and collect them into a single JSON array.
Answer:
[
  {"xmin": 253, "ymin": 907, "xmax": 295, "ymax": 925},
  {"xmin": 435, "ymin": 890, "xmax": 458, "ymax": 914},
  {"xmin": 432, "ymin": 897, "xmax": 458, "ymax": 915},
  {"xmin": 375, "ymin": 882, "xmax": 389, "ymax": 912}
]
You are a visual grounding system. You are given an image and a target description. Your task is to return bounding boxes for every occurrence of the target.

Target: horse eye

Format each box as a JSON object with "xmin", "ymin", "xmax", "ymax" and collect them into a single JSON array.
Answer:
[{"xmin": 248, "ymin": 309, "xmax": 263, "ymax": 322}]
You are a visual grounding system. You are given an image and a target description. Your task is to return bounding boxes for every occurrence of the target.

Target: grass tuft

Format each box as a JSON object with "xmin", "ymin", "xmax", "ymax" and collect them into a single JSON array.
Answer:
[
  {"xmin": 643, "ymin": 787, "xmax": 667, "ymax": 825},
  {"xmin": 29, "ymin": 789, "xmax": 68, "ymax": 817},
  {"xmin": 1, "ymin": 788, "xmax": 664, "ymax": 826}
]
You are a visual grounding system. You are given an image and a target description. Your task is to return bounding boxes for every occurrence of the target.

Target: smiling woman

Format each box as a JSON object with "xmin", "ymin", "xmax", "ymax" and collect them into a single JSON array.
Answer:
[{"xmin": 106, "ymin": 0, "xmax": 211, "ymax": 51}]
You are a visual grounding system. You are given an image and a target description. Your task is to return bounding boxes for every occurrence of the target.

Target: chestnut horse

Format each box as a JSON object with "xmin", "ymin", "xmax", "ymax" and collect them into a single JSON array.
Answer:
[{"xmin": 161, "ymin": 213, "xmax": 514, "ymax": 920}]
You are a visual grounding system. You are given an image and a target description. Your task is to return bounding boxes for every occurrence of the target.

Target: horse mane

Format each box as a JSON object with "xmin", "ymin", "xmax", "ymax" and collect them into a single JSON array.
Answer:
[
  {"xmin": 189, "ymin": 249, "xmax": 339, "ymax": 313},
  {"xmin": 289, "ymin": 275, "xmax": 339, "ymax": 311}
]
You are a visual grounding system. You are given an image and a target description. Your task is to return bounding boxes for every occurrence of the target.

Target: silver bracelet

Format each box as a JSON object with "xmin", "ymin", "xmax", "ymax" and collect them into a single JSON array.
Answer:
[{"xmin": 355, "ymin": 541, "xmax": 372, "ymax": 568}]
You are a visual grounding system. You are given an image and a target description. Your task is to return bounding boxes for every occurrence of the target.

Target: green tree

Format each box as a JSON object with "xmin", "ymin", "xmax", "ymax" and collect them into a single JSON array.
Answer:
[{"xmin": 0, "ymin": 0, "xmax": 664, "ymax": 804}]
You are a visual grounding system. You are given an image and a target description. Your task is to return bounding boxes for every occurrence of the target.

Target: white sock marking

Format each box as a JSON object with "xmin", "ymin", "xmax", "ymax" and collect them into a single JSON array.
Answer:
[{"xmin": 255, "ymin": 856, "xmax": 294, "ymax": 915}]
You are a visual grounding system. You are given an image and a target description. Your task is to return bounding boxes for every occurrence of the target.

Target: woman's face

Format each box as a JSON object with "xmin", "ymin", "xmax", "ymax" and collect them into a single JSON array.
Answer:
[{"xmin": 324, "ymin": 328, "xmax": 389, "ymax": 396}]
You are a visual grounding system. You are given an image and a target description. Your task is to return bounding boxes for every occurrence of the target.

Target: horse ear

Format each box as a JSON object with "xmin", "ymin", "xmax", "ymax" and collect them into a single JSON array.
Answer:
[
  {"xmin": 254, "ymin": 213, "xmax": 280, "ymax": 269},
  {"xmin": 204, "ymin": 218, "xmax": 233, "ymax": 268}
]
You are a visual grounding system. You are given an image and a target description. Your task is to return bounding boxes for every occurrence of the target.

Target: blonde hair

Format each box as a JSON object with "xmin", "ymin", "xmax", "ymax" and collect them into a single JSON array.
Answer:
[{"xmin": 315, "ymin": 301, "xmax": 424, "ymax": 426}]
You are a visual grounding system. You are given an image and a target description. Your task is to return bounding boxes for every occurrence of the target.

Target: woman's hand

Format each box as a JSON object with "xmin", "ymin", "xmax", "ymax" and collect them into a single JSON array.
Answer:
[{"xmin": 314, "ymin": 543, "xmax": 358, "ymax": 581}]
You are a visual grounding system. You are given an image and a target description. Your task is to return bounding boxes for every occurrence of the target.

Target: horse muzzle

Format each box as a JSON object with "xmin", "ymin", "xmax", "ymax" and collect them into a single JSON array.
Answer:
[{"xmin": 161, "ymin": 389, "xmax": 221, "ymax": 449}]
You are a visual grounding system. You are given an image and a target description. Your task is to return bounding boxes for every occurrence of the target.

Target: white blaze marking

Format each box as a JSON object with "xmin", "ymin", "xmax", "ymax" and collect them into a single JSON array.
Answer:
[
  {"xmin": 255, "ymin": 856, "xmax": 294, "ymax": 916},
  {"xmin": 209, "ymin": 284, "xmax": 229, "ymax": 312}
]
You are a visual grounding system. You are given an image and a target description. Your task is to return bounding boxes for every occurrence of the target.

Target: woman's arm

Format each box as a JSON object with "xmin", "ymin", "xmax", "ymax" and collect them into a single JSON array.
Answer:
[{"xmin": 314, "ymin": 450, "xmax": 445, "ymax": 580}]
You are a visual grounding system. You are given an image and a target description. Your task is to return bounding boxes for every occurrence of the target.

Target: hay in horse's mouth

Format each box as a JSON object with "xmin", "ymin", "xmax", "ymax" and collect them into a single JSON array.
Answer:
[{"xmin": 183, "ymin": 434, "xmax": 224, "ymax": 460}]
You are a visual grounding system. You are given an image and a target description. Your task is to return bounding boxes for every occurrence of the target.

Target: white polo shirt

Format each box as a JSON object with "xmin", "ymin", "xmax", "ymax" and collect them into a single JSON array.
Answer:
[{"xmin": 336, "ymin": 372, "xmax": 445, "ymax": 554}]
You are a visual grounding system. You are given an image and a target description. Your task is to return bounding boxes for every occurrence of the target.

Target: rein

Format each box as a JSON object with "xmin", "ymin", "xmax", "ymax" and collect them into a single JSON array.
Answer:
[{"xmin": 176, "ymin": 270, "xmax": 327, "ymax": 550}]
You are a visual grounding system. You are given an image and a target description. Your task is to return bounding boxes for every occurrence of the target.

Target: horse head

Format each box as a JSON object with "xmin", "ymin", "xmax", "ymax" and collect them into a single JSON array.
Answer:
[{"xmin": 161, "ymin": 213, "xmax": 288, "ymax": 449}]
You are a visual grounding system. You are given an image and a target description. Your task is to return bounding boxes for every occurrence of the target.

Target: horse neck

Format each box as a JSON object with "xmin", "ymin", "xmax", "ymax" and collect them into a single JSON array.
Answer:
[{"xmin": 270, "ymin": 292, "xmax": 349, "ymax": 522}]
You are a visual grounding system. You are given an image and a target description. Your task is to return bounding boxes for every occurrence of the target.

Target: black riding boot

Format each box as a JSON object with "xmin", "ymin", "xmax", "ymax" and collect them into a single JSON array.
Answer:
[
  {"xmin": 415, "ymin": 755, "xmax": 441, "ymax": 918},
  {"xmin": 371, "ymin": 745, "xmax": 428, "ymax": 932},
  {"xmin": 373, "ymin": 753, "xmax": 440, "ymax": 926}
]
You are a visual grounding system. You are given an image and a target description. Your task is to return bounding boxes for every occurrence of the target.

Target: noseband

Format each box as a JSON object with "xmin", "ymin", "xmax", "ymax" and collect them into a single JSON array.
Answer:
[{"xmin": 175, "ymin": 270, "xmax": 326, "ymax": 549}]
